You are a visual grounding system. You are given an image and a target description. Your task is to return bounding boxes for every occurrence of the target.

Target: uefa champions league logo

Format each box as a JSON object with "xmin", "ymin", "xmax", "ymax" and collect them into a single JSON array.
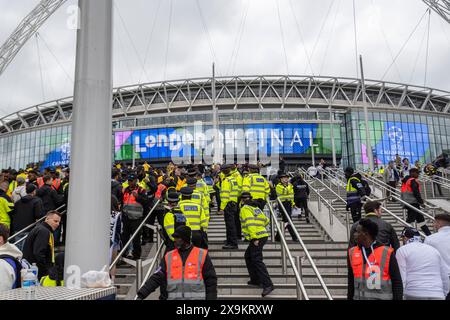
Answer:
[
  {"xmin": 388, "ymin": 126, "xmax": 403, "ymax": 144},
  {"xmin": 60, "ymin": 142, "xmax": 71, "ymax": 162}
]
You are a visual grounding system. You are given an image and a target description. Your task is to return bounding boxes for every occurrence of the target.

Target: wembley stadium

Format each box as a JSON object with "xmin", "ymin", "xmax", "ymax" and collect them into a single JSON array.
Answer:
[{"xmin": 0, "ymin": 75, "xmax": 449, "ymax": 170}]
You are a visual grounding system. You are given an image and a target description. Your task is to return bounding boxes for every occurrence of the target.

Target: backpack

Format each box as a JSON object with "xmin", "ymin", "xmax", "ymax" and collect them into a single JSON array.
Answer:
[
  {"xmin": 0, "ymin": 255, "xmax": 31, "ymax": 289},
  {"xmin": 360, "ymin": 178, "xmax": 371, "ymax": 197}
]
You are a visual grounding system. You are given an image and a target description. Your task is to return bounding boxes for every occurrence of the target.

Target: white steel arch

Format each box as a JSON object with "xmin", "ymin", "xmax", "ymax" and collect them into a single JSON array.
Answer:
[
  {"xmin": 0, "ymin": 0, "xmax": 67, "ymax": 77},
  {"xmin": 423, "ymin": 0, "xmax": 450, "ymax": 23}
]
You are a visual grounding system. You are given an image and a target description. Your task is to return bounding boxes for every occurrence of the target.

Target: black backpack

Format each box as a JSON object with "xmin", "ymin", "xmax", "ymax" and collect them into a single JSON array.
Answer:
[
  {"xmin": 0, "ymin": 255, "xmax": 23, "ymax": 289},
  {"xmin": 360, "ymin": 178, "xmax": 371, "ymax": 197}
]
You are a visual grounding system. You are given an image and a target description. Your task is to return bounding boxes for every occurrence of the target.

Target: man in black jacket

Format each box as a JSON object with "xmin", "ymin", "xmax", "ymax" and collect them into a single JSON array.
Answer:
[
  {"xmin": 136, "ymin": 226, "xmax": 217, "ymax": 300},
  {"xmin": 11, "ymin": 184, "xmax": 44, "ymax": 249},
  {"xmin": 36, "ymin": 175, "xmax": 64, "ymax": 213},
  {"xmin": 22, "ymin": 211, "xmax": 61, "ymax": 280},
  {"xmin": 290, "ymin": 173, "xmax": 311, "ymax": 223},
  {"xmin": 349, "ymin": 200, "xmax": 400, "ymax": 251},
  {"xmin": 111, "ymin": 168, "xmax": 123, "ymax": 203},
  {"xmin": 348, "ymin": 218, "xmax": 403, "ymax": 300}
]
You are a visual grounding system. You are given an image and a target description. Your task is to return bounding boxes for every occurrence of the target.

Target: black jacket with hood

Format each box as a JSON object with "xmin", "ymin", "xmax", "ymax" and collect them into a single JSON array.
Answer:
[{"xmin": 11, "ymin": 195, "xmax": 45, "ymax": 234}]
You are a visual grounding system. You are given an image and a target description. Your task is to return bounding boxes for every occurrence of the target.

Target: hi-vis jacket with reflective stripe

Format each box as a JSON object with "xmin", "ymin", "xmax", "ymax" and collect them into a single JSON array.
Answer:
[
  {"xmin": 276, "ymin": 183, "xmax": 294, "ymax": 203},
  {"xmin": 0, "ymin": 193, "xmax": 14, "ymax": 228},
  {"xmin": 191, "ymin": 189, "xmax": 210, "ymax": 231},
  {"xmin": 242, "ymin": 173, "xmax": 270, "ymax": 201},
  {"xmin": 164, "ymin": 211, "xmax": 191, "ymax": 241},
  {"xmin": 220, "ymin": 175, "xmax": 239, "ymax": 210},
  {"xmin": 240, "ymin": 204, "xmax": 270, "ymax": 240},
  {"xmin": 179, "ymin": 200, "xmax": 207, "ymax": 231},
  {"xmin": 195, "ymin": 179, "xmax": 210, "ymax": 203},
  {"xmin": 230, "ymin": 169, "xmax": 243, "ymax": 197},
  {"xmin": 346, "ymin": 176, "xmax": 363, "ymax": 205},
  {"xmin": 348, "ymin": 245, "xmax": 394, "ymax": 300},
  {"xmin": 165, "ymin": 247, "xmax": 207, "ymax": 300}
]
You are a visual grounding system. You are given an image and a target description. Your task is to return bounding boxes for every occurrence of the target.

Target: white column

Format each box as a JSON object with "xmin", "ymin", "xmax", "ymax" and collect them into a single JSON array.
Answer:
[{"xmin": 65, "ymin": 0, "xmax": 113, "ymax": 279}]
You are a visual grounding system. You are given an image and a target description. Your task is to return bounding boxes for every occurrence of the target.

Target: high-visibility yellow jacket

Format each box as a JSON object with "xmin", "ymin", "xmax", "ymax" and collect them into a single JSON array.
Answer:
[
  {"xmin": 196, "ymin": 179, "xmax": 210, "ymax": 203},
  {"xmin": 7, "ymin": 181, "xmax": 17, "ymax": 197},
  {"xmin": 179, "ymin": 199, "xmax": 207, "ymax": 231},
  {"xmin": 230, "ymin": 169, "xmax": 243, "ymax": 197},
  {"xmin": 176, "ymin": 177, "xmax": 186, "ymax": 191},
  {"xmin": 276, "ymin": 183, "xmax": 294, "ymax": 203},
  {"xmin": 40, "ymin": 276, "xmax": 64, "ymax": 287},
  {"xmin": 220, "ymin": 175, "xmax": 239, "ymax": 210},
  {"xmin": 240, "ymin": 204, "xmax": 270, "ymax": 240},
  {"xmin": 191, "ymin": 189, "xmax": 210, "ymax": 231},
  {"xmin": 242, "ymin": 173, "xmax": 270, "ymax": 201},
  {"xmin": 163, "ymin": 211, "xmax": 191, "ymax": 241},
  {"xmin": 0, "ymin": 196, "xmax": 13, "ymax": 228}
]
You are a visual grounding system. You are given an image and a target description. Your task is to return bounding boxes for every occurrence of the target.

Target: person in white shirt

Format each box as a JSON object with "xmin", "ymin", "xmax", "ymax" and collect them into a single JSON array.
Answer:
[
  {"xmin": 424, "ymin": 213, "xmax": 450, "ymax": 300},
  {"xmin": 11, "ymin": 177, "xmax": 27, "ymax": 203},
  {"xmin": 0, "ymin": 224, "xmax": 23, "ymax": 292},
  {"xmin": 396, "ymin": 227, "xmax": 449, "ymax": 300}
]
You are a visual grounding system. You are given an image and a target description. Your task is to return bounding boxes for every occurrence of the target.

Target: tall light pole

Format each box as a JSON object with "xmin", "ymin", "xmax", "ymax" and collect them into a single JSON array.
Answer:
[
  {"xmin": 212, "ymin": 63, "xmax": 221, "ymax": 164},
  {"xmin": 65, "ymin": 0, "xmax": 113, "ymax": 279},
  {"xmin": 359, "ymin": 55, "xmax": 374, "ymax": 172}
]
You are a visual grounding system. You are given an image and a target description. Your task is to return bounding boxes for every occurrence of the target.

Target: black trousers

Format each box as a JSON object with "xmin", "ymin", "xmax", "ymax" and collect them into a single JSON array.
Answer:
[
  {"xmin": 224, "ymin": 202, "xmax": 239, "ymax": 246},
  {"xmin": 387, "ymin": 181, "xmax": 397, "ymax": 200},
  {"xmin": 275, "ymin": 201, "xmax": 298, "ymax": 241},
  {"xmin": 349, "ymin": 202, "xmax": 362, "ymax": 223},
  {"xmin": 191, "ymin": 230, "xmax": 208, "ymax": 249},
  {"xmin": 214, "ymin": 185, "xmax": 221, "ymax": 210},
  {"xmin": 244, "ymin": 237, "xmax": 273, "ymax": 288},
  {"xmin": 294, "ymin": 198, "xmax": 310, "ymax": 218},
  {"xmin": 121, "ymin": 216, "xmax": 143, "ymax": 259},
  {"xmin": 406, "ymin": 203, "xmax": 431, "ymax": 236}
]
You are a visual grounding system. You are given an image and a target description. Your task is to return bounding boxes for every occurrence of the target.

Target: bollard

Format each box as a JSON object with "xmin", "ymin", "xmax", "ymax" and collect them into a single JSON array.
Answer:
[
  {"xmin": 136, "ymin": 259, "xmax": 143, "ymax": 293},
  {"xmin": 280, "ymin": 221, "xmax": 287, "ymax": 275},
  {"xmin": 329, "ymin": 206, "xmax": 333, "ymax": 225},
  {"xmin": 402, "ymin": 209, "xmax": 406, "ymax": 221},
  {"xmin": 295, "ymin": 256, "xmax": 303, "ymax": 300},
  {"xmin": 345, "ymin": 210, "xmax": 350, "ymax": 241}
]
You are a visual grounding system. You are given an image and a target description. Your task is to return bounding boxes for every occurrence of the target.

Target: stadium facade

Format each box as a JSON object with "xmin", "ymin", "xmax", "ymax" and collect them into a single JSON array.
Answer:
[{"xmin": 1, "ymin": 75, "xmax": 450, "ymax": 170}]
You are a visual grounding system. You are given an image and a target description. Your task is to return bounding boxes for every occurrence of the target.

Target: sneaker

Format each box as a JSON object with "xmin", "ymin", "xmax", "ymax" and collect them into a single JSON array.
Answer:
[
  {"xmin": 247, "ymin": 281, "xmax": 262, "ymax": 287},
  {"xmin": 305, "ymin": 217, "xmax": 310, "ymax": 224},
  {"xmin": 222, "ymin": 244, "xmax": 239, "ymax": 250},
  {"xmin": 261, "ymin": 286, "xmax": 275, "ymax": 297}
]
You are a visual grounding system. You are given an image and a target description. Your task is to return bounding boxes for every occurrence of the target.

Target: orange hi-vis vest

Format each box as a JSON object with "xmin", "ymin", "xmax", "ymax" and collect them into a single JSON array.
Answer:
[
  {"xmin": 155, "ymin": 184, "xmax": 167, "ymax": 199},
  {"xmin": 52, "ymin": 178, "xmax": 61, "ymax": 191},
  {"xmin": 348, "ymin": 245, "xmax": 394, "ymax": 300},
  {"xmin": 401, "ymin": 177, "xmax": 421, "ymax": 204},
  {"xmin": 165, "ymin": 246, "xmax": 207, "ymax": 300}
]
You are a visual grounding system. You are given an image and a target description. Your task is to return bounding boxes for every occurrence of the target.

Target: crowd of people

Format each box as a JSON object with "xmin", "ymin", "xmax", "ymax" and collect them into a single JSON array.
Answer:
[{"xmin": 0, "ymin": 158, "xmax": 448, "ymax": 301}]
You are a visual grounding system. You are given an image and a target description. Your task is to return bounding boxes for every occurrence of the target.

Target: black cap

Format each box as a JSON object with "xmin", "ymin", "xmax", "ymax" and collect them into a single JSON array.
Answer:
[
  {"xmin": 241, "ymin": 192, "xmax": 252, "ymax": 199},
  {"xmin": 180, "ymin": 187, "xmax": 193, "ymax": 196},
  {"xmin": 278, "ymin": 172, "xmax": 289, "ymax": 178},
  {"xmin": 166, "ymin": 192, "xmax": 180, "ymax": 202},
  {"xmin": 401, "ymin": 227, "xmax": 420, "ymax": 239},
  {"xmin": 221, "ymin": 164, "xmax": 233, "ymax": 171},
  {"xmin": 186, "ymin": 177, "xmax": 197, "ymax": 185},
  {"xmin": 172, "ymin": 225, "xmax": 191, "ymax": 243},
  {"xmin": 127, "ymin": 174, "xmax": 137, "ymax": 181},
  {"xmin": 247, "ymin": 164, "xmax": 259, "ymax": 170}
]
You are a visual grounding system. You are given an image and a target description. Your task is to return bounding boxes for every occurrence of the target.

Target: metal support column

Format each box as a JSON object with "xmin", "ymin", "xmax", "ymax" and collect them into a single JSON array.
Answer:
[
  {"xmin": 360, "ymin": 55, "xmax": 374, "ymax": 172},
  {"xmin": 65, "ymin": 0, "xmax": 113, "ymax": 279},
  {"xmin": 280, "ymin": 221, "xmax": 287, "ymax": 275}
]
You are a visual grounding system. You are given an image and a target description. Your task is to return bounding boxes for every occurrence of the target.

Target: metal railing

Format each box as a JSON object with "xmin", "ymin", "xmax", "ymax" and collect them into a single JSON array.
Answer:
[
  {"xmin": 325, "ymin": 169, "xmax": 427, "ymax": 237},
  {"xmin": 266, "ymin": 200, "xmax": 309, "ymax": 300},
  {"xmin": 109, "ymin": 199, "xmax": 161, "ymax": 270},
  {"xmin": 276, "ymin": 198, "xmax": 333, "ymax": 300},
  {"xmin": 355, "ymin": 170, "xmax": 437, "ymax": 221},
  {"xmin": 8, "ymin": 203, "xmax": 66, "ymax": 241}
]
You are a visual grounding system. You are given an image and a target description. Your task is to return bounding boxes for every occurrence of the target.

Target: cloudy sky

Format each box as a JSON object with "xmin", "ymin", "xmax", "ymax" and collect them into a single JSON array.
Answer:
[{"xmin": 1, "ymin": 0, "xmax": 450, "ymax": 117}]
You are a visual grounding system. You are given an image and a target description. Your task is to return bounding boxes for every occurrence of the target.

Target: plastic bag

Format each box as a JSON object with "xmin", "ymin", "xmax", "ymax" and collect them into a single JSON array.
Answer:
[{"xmin": 81, "ymin": 267, "xmax": 112, "ymax": 288}]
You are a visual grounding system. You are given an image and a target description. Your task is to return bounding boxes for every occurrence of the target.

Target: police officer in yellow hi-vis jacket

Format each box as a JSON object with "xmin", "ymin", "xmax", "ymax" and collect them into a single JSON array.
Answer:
[
  {"xmin": 275, "ymin": 173, "xmax": 299, "ymax": 242},
  {"xmin": 219, "ymin": 164, "xmax": 240, "ymax": 250},
  {"xmin": 242, "ymin": 164, "xmax": 270, "ymax": 211},
  {"xmin": 179, "ymin": 187, "xmax": 208, "ymax": 249},
  {"xmin": 240, "ymin": 192, "xmax": 274, "ymax": 297}
]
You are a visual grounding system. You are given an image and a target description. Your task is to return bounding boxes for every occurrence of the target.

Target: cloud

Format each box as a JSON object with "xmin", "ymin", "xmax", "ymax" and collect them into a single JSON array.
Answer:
[{"xmin": 0, "ymin": 0, "xmax": 449, "ymax": 116}]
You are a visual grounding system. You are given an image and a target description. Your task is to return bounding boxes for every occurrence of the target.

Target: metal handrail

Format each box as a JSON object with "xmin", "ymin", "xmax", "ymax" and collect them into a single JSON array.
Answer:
[
  {"xmin": 276, "ymin": 198, "xmax": 333, "ymax": 300},
  {"xmin": 266, "ymin": 200, "xmax": 309, "ymax": 300},
  {"xmin": 319, "ymin": 170, "xmax": 427, "ymax": 237},
  {"xmin": 8, "ymin": 203, "xmax": 66, "ymax": 240},
  {"xmin": 134, "ymin": 240, "xmax": 165, "ymax": 300},
  {"xmin": 109, "ymin": 199, "xmax": 161, "ymax": 271},
  {"xmin": 355, "ymin": 170, "xmax": 436, "ymax": 221},
  {"xmin": 421, "ymin": 174, "xmax": 450, "ymax": 189}
]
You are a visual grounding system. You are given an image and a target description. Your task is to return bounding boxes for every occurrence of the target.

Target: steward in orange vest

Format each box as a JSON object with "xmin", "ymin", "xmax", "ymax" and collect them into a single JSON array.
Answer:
[
  {"xmin": 348, "ymin": 218, "xmax": 403, "ymax": 300},
  {"xmin": 136, "ymin": 226, "xmax": 217, "ymax": 300}
]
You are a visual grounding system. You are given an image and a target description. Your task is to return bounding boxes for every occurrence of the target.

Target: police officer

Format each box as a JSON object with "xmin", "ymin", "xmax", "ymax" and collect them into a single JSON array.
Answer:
[
  {"xmin": 219, "ymin": 164, "xmax": 240, "ymax": 249},
  {"xmin": 344, "ymin": 167, "xmax": 366, "ymax": 223},
  {"xmin": 290, "ymin": 172, "xmax": 310, "ymax": 223},
  {"xmin": 242, "ymin": 164, "xmax": 270, "ymax": 211},
  {"xmin": 186, "ymin": 177, "xmax": 209, "ymax": 246},
  {"xmin": 240, "ymin": 192, "xmax": 274, "ymax": 297},
  {"xmin": 275, "ymin": 173, "xmax": 299, "ymax": 242},
  {"xmin": 179, "ymin": 187, "xmax": 208, "ymax": 249},
  {"xmin": 162, "ymin": 192, "xmax": 187, "ymax": 251}
]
